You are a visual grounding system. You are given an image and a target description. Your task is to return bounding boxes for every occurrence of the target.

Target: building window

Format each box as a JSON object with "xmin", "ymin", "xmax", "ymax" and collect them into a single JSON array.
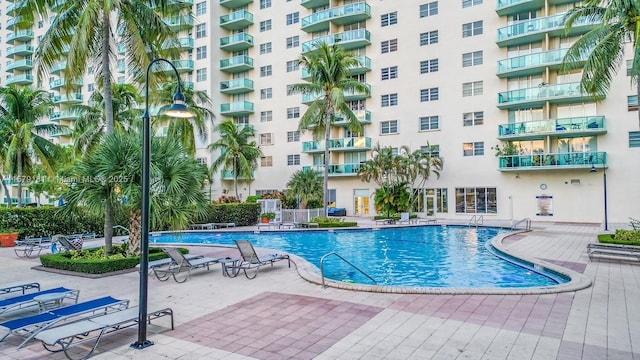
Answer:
[
  {"xmin": 463, "ymin": 112, "xmax": 484, "ymax": 126},
  {"xmin": 259, "ymin": 133, "xmax": 273, "ymax": 145},
  {"xmin": 195, "ymin": 23, "xmax": 206, "ymax": 38},
  {"xmin": 260, "ymin": 0, "xmax": 271, "ymax": 9},
  {"xmin": 287, "ymin": 154, "xmax": 300, "ymax": 165},
  {"xmin": 420, "ymin": 145, "xmax": 440, "ymax": 157},
  {"xmin": 286, "ymin": 60, "xmax": 299, "ymax": 72},
  {"xmin": 286, "ymin": 12, "xmax": 299, "ymax": 25},
  {"xmin": 286, "ymin": 84, "xmax": 294, "ymax": 95},
  {"xmin": 381, "ymin": 66, "xmax": 398, "ymax": 80},
  {"xmin": 462, "ymin": 0, "xmax": 483, "ymax": 8},
  {"xmin": 419, "ymin": 116, "xmax": 439, "ymax": 131},
  {"xmin": 381, "ymin": 39, "xmax": 398, "ymax": 53},
  {"xmin": 381, "ymin": 93, "xmax": 398, "ymax": 107},
  {"xmin": 260, "ymin": 88, "xmax": 273, "ymax": 99},
  {"xmin": 117, "ymin": 76, "xmax": 125, "ymax": 84},
  {"xmin": 455, "ymin": 187, "xmax": 496, "ymax": 214},
  {"xmin": 420, "ymin": 31, "xmax": 438, "ymax": 46},
  {"xmin": 630, "ymin": 131, "xmax": 640, "ymax": 147},
  {"xmin": 260, "ymin": 111, "xmax": 272, "ymax": 122},
  {"xmin": 463, "ymin": 21, "xmax": 483, "ymax": 37},
  {"xmin": 462, "ymin": 51, "xmax": 483, "ymax": 67},
  {"xmin": 420, "ymin": 59, "xmax": 439, "ymax": 74},
  {"xmin": 260, "ymin": 65, "xmax": 272, "ymax": 77},
  {"xmin": 286, "ymin": 36, "xmax": 299, "ymax": 48},
  {"xmin": 420, "ymin": 88, "xmax": 439, "ymax": 102},
  {"xmin": 381, "ymin": 120, "xmax": 398, "ymax": 134},
  {"xmin": 261, "ymin": 156, "xmax": 273, "ymax": 167},
  {"xmin": 463, "ymin": 142, "xmax": 484, "ymax": 156},
  {"xmin": 419, "ymin": 2, "xmax": 438, "ymax": 18},
  {"xmin": 195, "ymin": 1, "xmax": 206, "ymax": 16},
  {"xmin": 462, "ymin": 81, "xmax": 483, "ymax": 96},
  {"xmin": 381, "ymin": 11, "xmax": 397, "ymax": 27},
  {"xmin": 196, "ymin": 68, "xmax": 207, "ymax": 82},
  {"xmin": 287, "ymin": 107, "xmax": 300, "ymax": 118},
  {"xmin": 196, "ymin": 46, "xmax": 207, "ymax": 60},
  {"xmin": 628, "ymin": 95, "xmax": 638, "ymax": 111},
  {"xmin": 260, "ymin": 20, "xmax": 272, "ymax": 32},
  {"xmin": 287, "ymin": 131, "xmax": 300, "ymax": 142},
  {"xmin": 87, "ymin": 83, "xmax": 94, "ymax": 92},
  {"xmin": 260, "ymin": 42, "xmax": 272, "ymax": 54}
]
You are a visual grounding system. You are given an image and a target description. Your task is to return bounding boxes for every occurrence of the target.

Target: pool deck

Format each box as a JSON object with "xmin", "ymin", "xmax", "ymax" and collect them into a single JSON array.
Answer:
[{"xmin": 0, "ymin": 219, "xmax": 638, "ymax": 359}]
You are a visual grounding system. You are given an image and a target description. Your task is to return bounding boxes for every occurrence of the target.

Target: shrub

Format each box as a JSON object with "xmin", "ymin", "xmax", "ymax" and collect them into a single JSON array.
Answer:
[
  {"xmin": 245, "ymin": 195, "xmax": 261, "ymax": 204},
  {"xmin": 598, "ymin": 231, "xmax": 640, "ymax": 246},
  {"xmin": 310, "ymin": 217, "xmax": 357, "ymax": 228},
  {"xmin": 197, "ymin": 203, "xmax": 260, "ymax": 227}
]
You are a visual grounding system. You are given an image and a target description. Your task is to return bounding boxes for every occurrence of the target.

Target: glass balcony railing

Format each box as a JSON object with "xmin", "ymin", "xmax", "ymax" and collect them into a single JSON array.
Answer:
[
  {"xmin": 220, "ymin": 0, "xmax": 253, "ymax": 9},
  {"xmin": 302, "ymin": 84, "xmax": 370, "ymax": 103},
  {"xmin": 302, "ymin": 29, "xmax": 371, "ymax": 53},
  {"xmin": 220, "ymin": 10, "xmax": 254, "ymax": 30},
  {"xmin": 303, "ymin": 55, "xmax": 371, "ymax": 79},
  {"xmin": 498, "ymin": 151, "xmax": 606, "ymax": 171},
  {"xmin": 6, "ymin": 44, "xmax": 35, "ymax": 57},
  {"xmin": 498, "ymin": 116, "xmax": 606, "ymax": 138},
  {"xmin": 221, "ymin": 169, "xmax": 254, "ymax": 180},
  {"xmin": 220, "ymin": 78, "xmax": 254, "ymax": 94},
  {"xmin": 163, "ymin": 15, "xmax": 194, "ymax": 30},
  {"xmin": 496, "ymin": 0, "xmax": 544, "ymax": 16},
  {"xmin": 301, "ymin": 0, "xmax": 330, "ymax": 9},
  {"xmin": 6, "ymin": 59, "xmax": 33, "ymax": 72},
  {"xmin": 302, "ymin": 163, "xmax": 362, "ymax": 176},
  {"xmin": 50, "ymin": 110, "xmax": 80, "ymax": 122},
  {"xmin": 220, "ymin": 55, "xmax": 254, "ymax": 73},
  {"xmin": 163, "ymin": 37, "xmax": 194, "ymax": 50},
  {"xmin": 152, "ymin": 59, "xmax": 194, "ymax": 74},
  {"xmin": 51, "ymin": 61, "xmax": 67, "ymax": 73},
  {"xmin": 52, "ymin": 93, "xmax": 83, "ymax": 103},
  {"xmin": 220, "ymin": 33, "xmax": 254, "ymax": 52},
  {"xmin": 497, "ymin": 13, "xmax": 600, "ymax": 47},
  {"xmin": 497, "ymin": 48, "xmax": 573, "ymax": 78},
  {"xmin": 301, "ymin": 2, "xmax": 371, "ymax": 33},
  {"xmin": 6, "ymin": 74, "xmax": 34, "ymax": 85},
  {"xmin": 49, "ymin": 78, "xmax": 83, "ymax": 89},
  {"xmin": 220, "ymin": 101, "xmax": 254, "ymax": 115},
  {"xmin": 302, "ymin": 137, "xmax": 371, "ymax": 152},
  {"xmin": 497, "ymin": 82, "xmax": 601, "ymax": 109},
  {"xmin": 7, "ymin": 30, "xmax": 34, "ymax": 44}
]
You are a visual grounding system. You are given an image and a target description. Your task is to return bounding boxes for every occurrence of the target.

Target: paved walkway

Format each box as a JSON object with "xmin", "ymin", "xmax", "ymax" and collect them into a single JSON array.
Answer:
[{"xmin": 0, "ymin": 220, "xmax": 638, "ymax": 359}]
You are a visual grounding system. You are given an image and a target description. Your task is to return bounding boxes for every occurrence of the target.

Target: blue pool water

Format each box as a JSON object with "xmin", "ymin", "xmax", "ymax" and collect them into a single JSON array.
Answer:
[{"xmin": 151, "ymin": 226, "xmax": 565, "ymax": 288}]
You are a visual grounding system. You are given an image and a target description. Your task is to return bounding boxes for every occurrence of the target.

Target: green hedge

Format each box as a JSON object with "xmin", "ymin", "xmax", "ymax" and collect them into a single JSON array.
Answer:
[
  {"xmin": 198, "ymin": 203, "xmax": 260, "ymax": 226},
  {"xmin": 310, "ymin": 217, "xmax": 358, "ymax": 228},
  {"xmin": 39, "ymin": 246, "xmax": 189, "ymax": 274},
  {"xmin": 598, "ymin": 231, "xmax": 640, "ymax": 246}
]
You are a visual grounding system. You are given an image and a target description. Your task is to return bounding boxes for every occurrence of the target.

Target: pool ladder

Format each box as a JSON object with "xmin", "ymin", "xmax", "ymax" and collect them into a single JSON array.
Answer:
[
  {"xmin": 469, "ymin": 215, "xmax": 484, "ymax": 227},
  {"xmin": 320, "ymin": 252, "xmax": 377, "ymax": 288},
  {"xmin": 511, "ymin": 218, "xmax": 532, "ymax": 231}
]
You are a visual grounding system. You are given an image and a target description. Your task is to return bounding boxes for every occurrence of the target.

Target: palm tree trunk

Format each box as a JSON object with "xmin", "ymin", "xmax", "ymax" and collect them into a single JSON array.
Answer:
[
  {"xmin": 104, "ymin": 201, "xmax": 114, "ymax": 255},
  {"xmin": 637, "ymin": 80, "xmax": 640, "ymax": 129},
  {"xmin": 127, "ymin": 209, "xmax": 142, "ymax": 256},
  {"xmin": 233, "ymin": 156, "xmax": 239, "ymax": 199},
  {"xmin": 323, "ymin": 109, "xmax": 331, "ymax": 217},
  {"xmin": 16, "ymin": 149, "xmax": 22, "ymax": 208},
  {"xmin": 1, "ymin": 176, "xmax": 11, "ymax": 208},
  {"xmin": 102, "ymin": 19, "xmax": 114, "ymax": 134}
]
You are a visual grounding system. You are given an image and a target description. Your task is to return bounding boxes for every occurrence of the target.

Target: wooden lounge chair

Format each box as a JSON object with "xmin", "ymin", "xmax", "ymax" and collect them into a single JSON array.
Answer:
[
  {"xmin": 32, "ymin": 306, "xmax": 173, "ymax": 359},
  {"xmin": 152, "ymin": 248, "xmax": 222, "ymax": 283},
  {"xmin": 232, "ymin": 240, "xmax": 290, "ymax": 279}
]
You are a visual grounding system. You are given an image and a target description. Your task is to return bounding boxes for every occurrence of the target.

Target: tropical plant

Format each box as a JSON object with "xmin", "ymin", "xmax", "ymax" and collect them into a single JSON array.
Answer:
[
  {"xmin": 285, "ymin": 169, "xmax": 323, "ymax": 209},
  {"xmin": 152, "ymin": 82, "xmax": 214, "ymax": 155},
  {"xmin": 0, "ymin": 86, "xmax": 63, "ymax": 207},
  {"xmin": 562, "ymin": 0, "xmax": 640, "ymax": 127},
  {"xmin": 396, "ymin": 145, "xmax": 443, "ymax": 213},
  {"xmin": 60, "ymin": 131, "xmax": 208, "ymax": 256},
  {"xmin": 259, "ymin": 212, "xmax": 276, "ymax": 220},
  {"xmin": 289, "ymin": 42, "xmax": 370, "ymax": 216},
  {"xmin": 209, "ymin": 120, "xmax": 262, "ymax": 199}
]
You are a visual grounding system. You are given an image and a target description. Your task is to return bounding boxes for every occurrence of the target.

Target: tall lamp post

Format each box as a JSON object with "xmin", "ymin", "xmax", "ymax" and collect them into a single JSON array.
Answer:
[
  {"xmin": 132, "ymin": 58, "xmax": 193, "ymax": 350},
  {"xmin": 590, "ymin": 161, "xmax": 608, "ymax": 231}
]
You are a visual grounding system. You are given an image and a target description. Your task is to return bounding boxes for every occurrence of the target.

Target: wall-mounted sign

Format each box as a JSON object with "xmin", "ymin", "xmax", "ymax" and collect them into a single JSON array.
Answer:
[{"xmin": 536, "ymin": 195, "xmax": 553, "ymax": 216}]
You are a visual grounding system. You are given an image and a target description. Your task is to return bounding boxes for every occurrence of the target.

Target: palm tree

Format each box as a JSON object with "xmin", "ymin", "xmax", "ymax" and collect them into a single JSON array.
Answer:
[
  {"xmin": 357, "ymin": 143, "xmax": 395, "ymax": 187},
  {"xmin": 152, "ymin": 82, "xmax": 214, "ymax": 155},
  {"xmin": 286, "ymin": 169, "xmax": 323, "ymax": 209},
  {"xmin": 289, "ymin": 42, "xmax": 370, "ymax": 216},
  {"xmin": 562, "ymin": 0, "xmax": 640, "ymax": 127},
  {"xmin": 396, "ymin": 146, "xmax": 443, "ymax": 213},
  {"xmin": 0, "ymin": 134, "xmax": 11, "ymax": 208},
  {"xmin": 0, "ymin": 86, "xmax": 63, "ymax": 207},
  {"xmin": 209, "ymin": 120, "xmax": 262, "ymax": 200},
  {"xmin": 15, "ymin": 0, "xmax": 181, "ymax": 134}
]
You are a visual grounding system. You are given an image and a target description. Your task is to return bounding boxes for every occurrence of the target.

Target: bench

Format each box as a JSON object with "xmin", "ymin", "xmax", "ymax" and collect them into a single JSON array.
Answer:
[
  {"xmin": 587, "ymin": 243, "xmax": 640, "ymax": 262},
  {"xmin": 14, "ymin": 237, "xmax": 52, "ymax": 258},
  {"xmin": 33, "ymin": 306, "xmax": 173, "ymax": 359}
]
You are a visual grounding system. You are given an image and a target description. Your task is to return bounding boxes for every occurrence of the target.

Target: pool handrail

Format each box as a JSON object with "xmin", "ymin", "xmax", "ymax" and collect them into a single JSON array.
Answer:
[
  {"xmin": 469, "ymin": 215, "xmax": 484, "ymax": 227},
  {"xmin": 512, "ymin": 218, "xmax": 532, "ymax": 231},
  {"xmin": 320, "ymin": 252, "xmax": 377, "ymax": 288}
]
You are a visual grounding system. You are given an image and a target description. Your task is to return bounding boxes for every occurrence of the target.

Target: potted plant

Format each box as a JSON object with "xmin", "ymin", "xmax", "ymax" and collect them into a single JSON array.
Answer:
[
  {"xmin": 492, "ymin": 142, "xmax": 521, "ymax": 167},
  {"xmin": 259, "ymin": 212, "xmax": 276, "ymax": 223},
  {"xmin": 0, "ymin": 228, "xmax": 19, "ymax": 247}
]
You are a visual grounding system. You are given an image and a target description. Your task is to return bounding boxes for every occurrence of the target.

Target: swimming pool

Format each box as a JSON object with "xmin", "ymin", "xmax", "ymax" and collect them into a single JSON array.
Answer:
[{"xmin": 151, "ymin": 225, "xmax": 568, "ymax": 289}]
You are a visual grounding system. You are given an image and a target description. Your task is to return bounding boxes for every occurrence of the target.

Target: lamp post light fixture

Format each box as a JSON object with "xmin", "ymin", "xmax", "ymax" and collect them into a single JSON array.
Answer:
[
  {"xmin": 132, "ymin": 58, "xmax": 194, "ymax": 350},
  {"xmin": 590, "ymin": 161, "xmax": 608, "ymax": 231}
]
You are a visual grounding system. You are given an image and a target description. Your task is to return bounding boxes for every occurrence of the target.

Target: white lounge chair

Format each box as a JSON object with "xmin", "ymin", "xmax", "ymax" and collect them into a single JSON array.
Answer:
[
  {"xmin": 232, "ymin": 240, "xmax": 290, "ymax": 279},
  {"xmin": 153, "ymin": 248, "xmax": 222, "ymax": 282}
]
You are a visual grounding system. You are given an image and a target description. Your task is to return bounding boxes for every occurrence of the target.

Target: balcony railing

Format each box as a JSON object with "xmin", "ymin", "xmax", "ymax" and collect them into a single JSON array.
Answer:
[
  {"xmin": 220, "ymin": 33, "xmax": 254, "ymax": 52},
  {"xmin": 497, "ymin": 48, "xmax": 574, "ymax": 78},
  {"xmin": 220, "ymin": 55, "xmax": 254, "ymax": 73},
  {"xmin": 497, "ymin": 82, "xmax": 602, "ymax": 109},
  {"xmin": 6, "ymin": 44, "xmax": 35, "ymax": 57},
  {"xmin": 221, "ymin": 169, "xmax": 254, "ymax": 180},
  {"xmin": 302, "ymin": 29, "xmax": 371, "ymax": 53},
  {"xmin": 301, "ymin": 0, "xmax": 330, "ymax": 9},
  {"xmin": 302, "ymin": 55, "xmax": 370, "ymax": 79},
  {"xmin": 498, "ymin": 151, "xmax": 606, "ymax": 171},
  {"xmin": 163, "ymin": 15, "xmax": 194, "ymax": 30},
  {"xmin": 301, "ymin": 2, "xmax": 371, "ymax": 33},
  {"xmin": 220, "ymin": 78, "xmax": 254, "ymax": 94},
  {"xmin": 6, "ymin": 74, "xmax": 34, "ymax": 85},
  {"xmin": 50, "ymin": 78, "xmax": 83, "ymax": 89},
  {"xmin": 50, "ymin": 61, "xmax": 67, "ymax": 73},
  {"xmin": 52, "ymin": 93, "xmax": 83, "ymax": 103},
  {"xmin": 152, "ymin": 59, "xmax": 194, "ymax": 74},
  {"xmin": 220, "ymin": 10, "xmax": 254, "ymax": 30},
  {"xmin": 496, "ymin": 0, "xmax": 544, "ymax": 16},
  {"xmin": 6, "ymin": 59, "xmax": 33, "ymax": 72},
  {"xmin": 303, "ymin": 84, "xmax": 370, "ymax": 104},
  {"xmin": 163, "ymin": 37, "xmax": 194, "ymax": 50},
  {"xmin": 498, "ymin": 116, "xmax": 606, "ymax": 139},
  {"xmin": 7, "ymin": 30, "xmax": 34, "ymax": 44},
  {"xmin": 220, "ymin": 101, "xmax": 254, "ymax": 115},
  {"xmin": 496, "ymin": 12, "xmax": 600, "ymax": 47},
  {"xmin": 302, "ymin": 136, "xmax": 371, "ymax": 152},
  {"xmin": 302, "ymin": 163, "xmax": 362, "ymax": 176},
  {"xmin": 50, "ymin": 110, "xmax": 80, "ymax": 122},
  {"xmin": 220, "ymin": 0, "xmax": 253, "ymax": 9}
]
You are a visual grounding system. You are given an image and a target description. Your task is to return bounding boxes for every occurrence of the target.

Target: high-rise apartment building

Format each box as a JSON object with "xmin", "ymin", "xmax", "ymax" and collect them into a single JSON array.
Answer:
[{"xmin": 1, "ymin": 0, "xmax": 638, "ymax": 228}]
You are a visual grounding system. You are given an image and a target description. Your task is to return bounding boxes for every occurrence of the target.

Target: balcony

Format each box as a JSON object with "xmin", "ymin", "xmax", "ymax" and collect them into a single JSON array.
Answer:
[
  {"xmin": 220, "ymin": 10, "xmax": 254, "ymax": 30},
  {"xmin": 52, "ymin": 93, "xmax": 83, "ymax": 104},
  {"xmin": 302, "ymin": 164, "xmax": 361, "ymax": 177},
  {"xmin": 496, "ymin": 48, "xmax": 581, "ymax": 78},
  {"xmin": 220, "ymin": 55, "xmax": 254, "ymax": 73},
  {"xmin": 497, "ymin": 82, "xmax": 603, "ymax": 110},
  {"xmin": 301, "ymin": 2, "xmax": 371, "ymax": 33},
  {"xmin": 163, "ymin": 15, "xmax": 194, "ymax": 31},
  {"xmin": 50, "ymin": 110, "xmax": 80, "ymax": 122},
  {"xmin": 497, "ymin": 151, "xmax": 606, "ymax": 171},
  {"xmin": 496, "ymin": 13, "xmax": 600, "ymax": 48},
  {"xmin": 6, "ymin": 59, "xmax": 33, "ymax": 72},
  {"xmin": 302, "ymin": 29, "xmax": 371, "ymax": 53},
  {"xmin": 301, "ymin": 0, "xmax": 330, "ymax": 9},
  {"xmin": 220, "ymin": 33, "xmax": 254, "ymax": 52},
  {"xmin": 153, "ymin": 59, "xmax": 194, "ymax": 74},
  {"xmin": 496, "ymin": 0, "xmax": 544, "ymax": 16},
  {"xmin": 221, "ymin": 169, "xmax": 254, "ymax": 180},
  {"xmin": 49, "ymin": 78, "xmax": 83, "ymax": 89},
  {"xmin": 50, "ymin": 61, "xmax": 67, "ymax": 74},
  {"xmin": 302, "ymin": 136, "xmax": 371, "ymax": 153},
  {"xmin": 163, "ymin": 37, "xmax": 194, "ymax": 51},
  {"xmin": 220, "ymin": 0, "xmax": 253, "ymax": 9},
  {"xmin": 302, "ymin": 84, "xmax": 370, "ymax": 104},
  {"xmin": 49, "ymin": 128, "xmax": 68, "ymax": 137},
  {"xmin": 6, "ymin": 16, "xmax": 25, "ymax": 31},
  {"xmin": 498, "ymin": 116, "xmax": 606, "ymax": 140},
  {"xmin": 334, "ymin": 110, "xmax": 371, "ymax": 126},
  {"xmin": 220, "ymin": 78, "xmax": 254, "ymax": 94},
  {"xmin": 6, "ymin": 1, "xmax": 24, "ymax": 16},
  {"xmin": 6, "ymin": 74, "xmax": 33, "ymax": 85},
  {"xmin": 6, "ymin": 30, "xmax": 34, "ymax": 44},
  {"xmin": 6, "ymin": 44, "xmax": 35, "ymax": 57},
  {"xmin": 302, "ymin": 55, "xmax": 370, "ymax": 80},
  {"xmin": 220, "ymin": 101, "xmax": 254, "ymax": 116}
]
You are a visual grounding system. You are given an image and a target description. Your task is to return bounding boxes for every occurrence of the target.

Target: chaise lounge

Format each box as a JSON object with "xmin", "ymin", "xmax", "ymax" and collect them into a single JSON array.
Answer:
[
  {"xmin": 0, "ymin": 287, "xmax": 79, "ymax": 316},
  {"xmin": 587, "ymin": 243, "xmax": 640, "ymax": 262},
  {"xmin": 232, "ymin": 239, "xmax": 290, "ymax": 279},
  {"xmin": 152, "ymin": 248, "xmax": 222, "ymax": 283}
]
